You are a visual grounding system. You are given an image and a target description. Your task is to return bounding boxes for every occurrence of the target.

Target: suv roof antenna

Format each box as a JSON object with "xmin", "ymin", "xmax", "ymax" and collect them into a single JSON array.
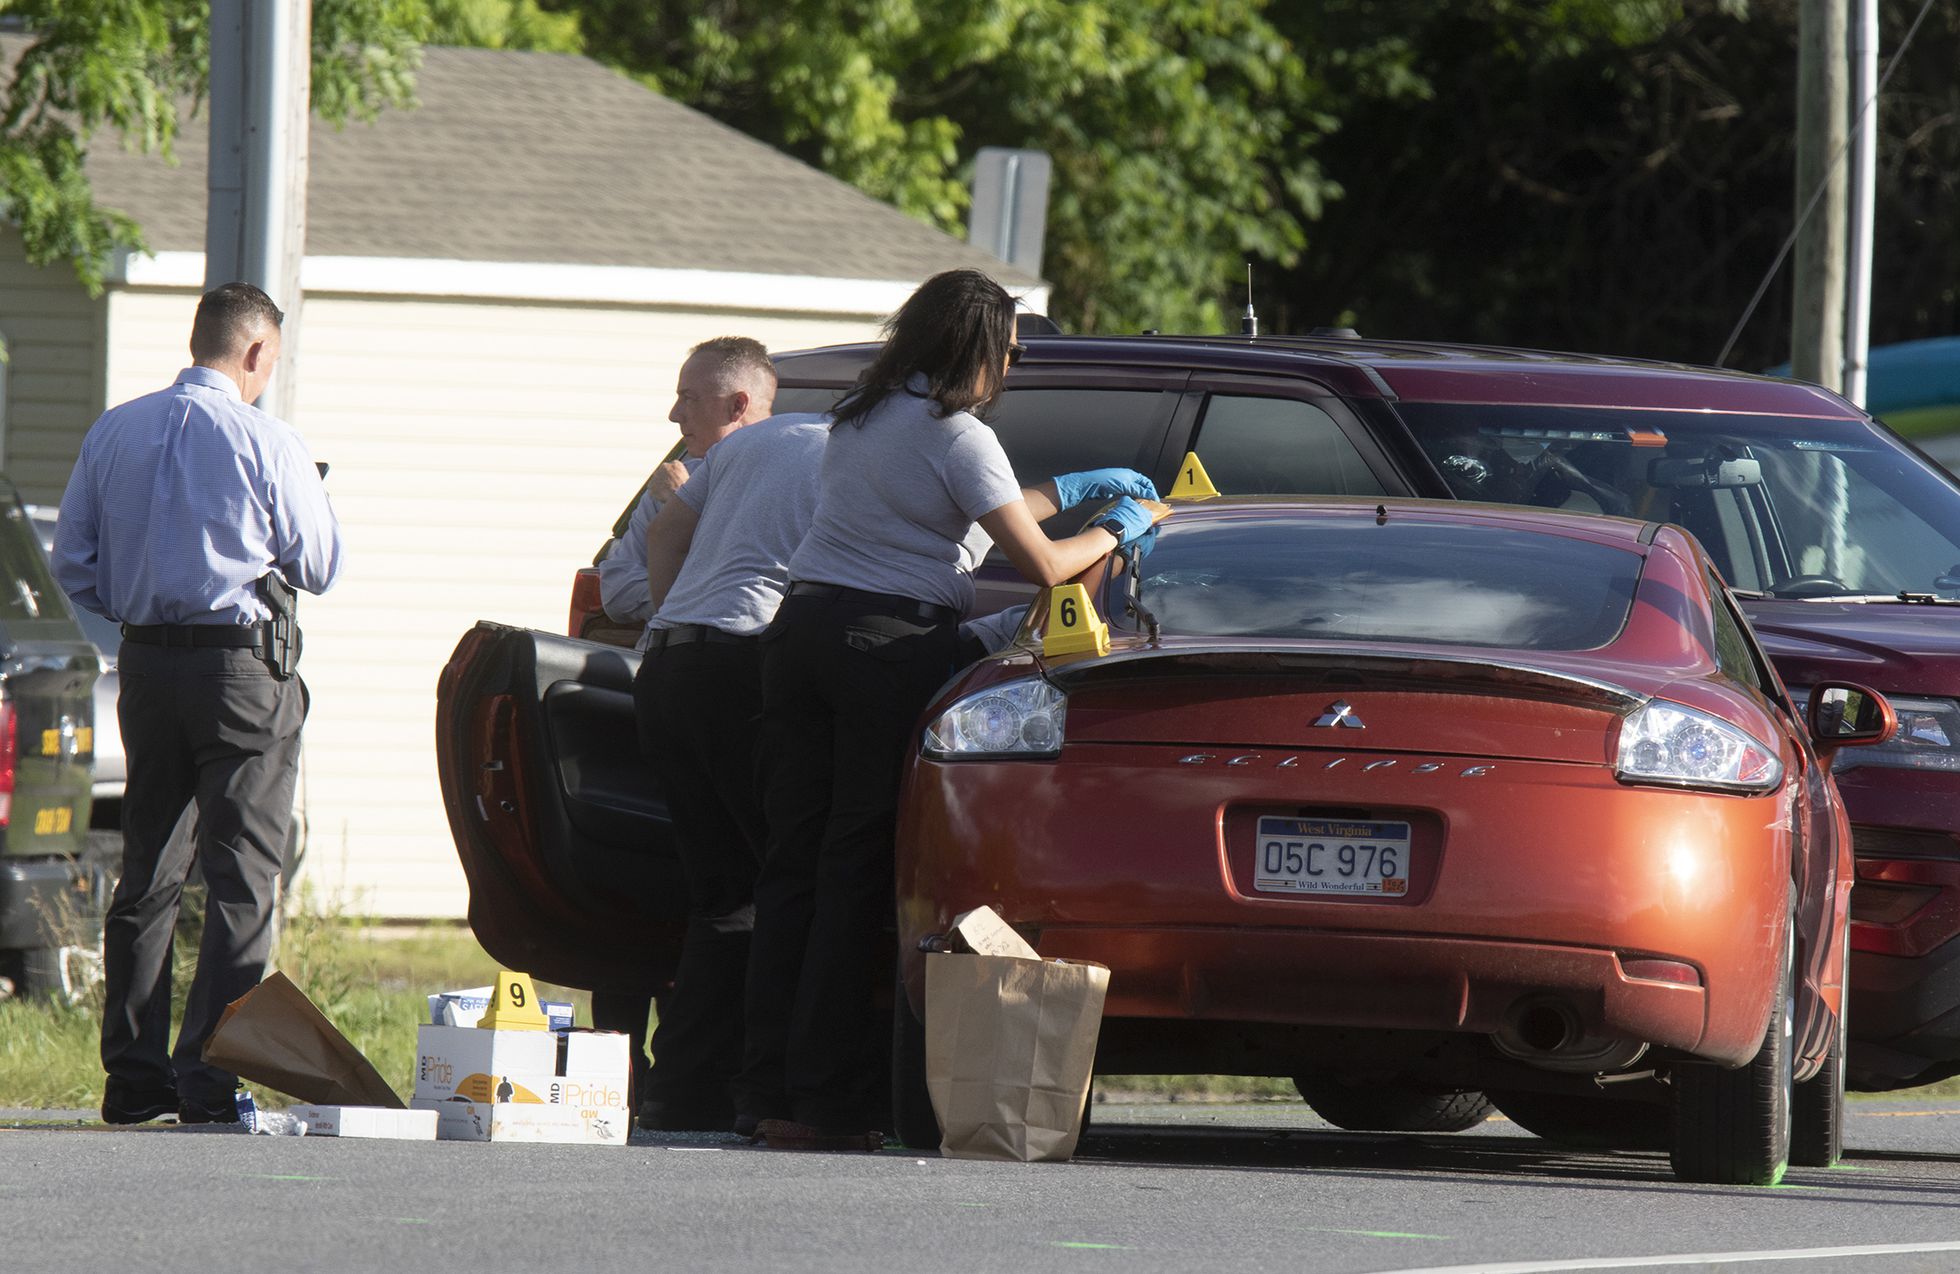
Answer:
[{"xmin": 1241, "ymin": 263, "xmax": 1258, "ymax": 337}]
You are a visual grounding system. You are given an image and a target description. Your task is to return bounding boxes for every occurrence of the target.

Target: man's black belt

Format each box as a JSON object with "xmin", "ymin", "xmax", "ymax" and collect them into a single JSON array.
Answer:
[
  {"xmin": 645, "ymin": 623, "xmax": 758, "ymax": 650},
  {"xmin": 121, "ymin": 622, "xmax": 265, "ymax": 649},
  {"xmin": 787, "ymin": 581, "xmax": 958, "ymax": 625}
]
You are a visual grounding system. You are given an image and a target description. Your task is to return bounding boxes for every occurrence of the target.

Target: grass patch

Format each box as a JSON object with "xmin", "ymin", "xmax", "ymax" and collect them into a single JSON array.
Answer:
[
  {"xmin": 0, "ymin": 894, "xmax": 589, "ymax": 1112},
  {"xmin": 1095, "ymin": 1075, "xmax": 1300, "ymax": 1103}
]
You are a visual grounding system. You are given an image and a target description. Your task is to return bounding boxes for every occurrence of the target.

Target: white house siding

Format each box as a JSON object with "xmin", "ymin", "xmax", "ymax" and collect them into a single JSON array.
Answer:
[
  {"xmin": 102, "ymin": 285, "xmax": 881, "ymax": 917},
  {"xmin": 0, "ymin": 232, "xmax": 106, "ymax": 500}
]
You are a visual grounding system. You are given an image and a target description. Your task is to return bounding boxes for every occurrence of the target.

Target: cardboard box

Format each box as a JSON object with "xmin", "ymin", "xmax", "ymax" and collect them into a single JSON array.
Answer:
[
  {"xmin": 414, "ymin": 1024, "xmax": 559, "ymax": 1102},
  {"xmin": 286, "ymin": 1105, "xmax": 438, "ymax": 1140},
  {"xmin": 428, "ymin": 987, "xmax": 574, "ymax": 1031},
  {"xmin": 444, "ymin": 1071, "xmax": 628, "ymax": 1114},
  {"xmin": 411, "ymin": 1098, "xmax": 631, "ymax": 1146},
  {"xmin": 563, "ymin": 1030, "xmax": 631, "ymax": 1077}
]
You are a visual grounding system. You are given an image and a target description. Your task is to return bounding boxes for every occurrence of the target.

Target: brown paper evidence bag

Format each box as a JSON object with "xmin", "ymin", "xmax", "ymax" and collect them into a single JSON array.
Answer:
[
  {"xmin": 924, "ymin": 906, "xmax": 1110, "ymax": 1163},
  {"xmin": 201, "ymin": 970, "xmax": 405, "ymax": 1108}
]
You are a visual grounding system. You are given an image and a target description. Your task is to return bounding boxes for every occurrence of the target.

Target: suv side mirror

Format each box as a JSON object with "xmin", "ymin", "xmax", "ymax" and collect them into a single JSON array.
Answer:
[{"xmin": 1807, "ymin": 682, "xmax": 1897, "ymax": 749}]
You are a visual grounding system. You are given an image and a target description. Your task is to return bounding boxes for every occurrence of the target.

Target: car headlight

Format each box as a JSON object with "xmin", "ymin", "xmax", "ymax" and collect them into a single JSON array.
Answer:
[
  {"xmin": 922, "ymin": 678, "xmax": 1067, "ymax": 759},
  {"xmin": 1615, "ymin": 699, "xmax": 1783, "ymax": 793},
  {"xmin": 1793, "ymin": 690, "xmax": 1960, "ymax": 772}
]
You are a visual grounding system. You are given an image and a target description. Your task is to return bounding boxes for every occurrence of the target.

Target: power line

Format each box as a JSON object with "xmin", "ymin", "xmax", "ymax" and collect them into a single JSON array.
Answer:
[{"xmin": 1714, "ymin": 0, "xmax": 1942, "ymax": 370}]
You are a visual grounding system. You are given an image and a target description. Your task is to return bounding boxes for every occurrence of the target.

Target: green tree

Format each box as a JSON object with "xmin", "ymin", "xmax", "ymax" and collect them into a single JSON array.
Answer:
[
  {"xmin": 0, "ymin": 0, "xmax": 426, "ymax": 295},
  {"xmin": 1271, "ymin": 0, "xmax": 1959, "ymax": 368},
  {"xmin": 554, "ymin": 0, "xmax": 1329, "ymax": 333}
]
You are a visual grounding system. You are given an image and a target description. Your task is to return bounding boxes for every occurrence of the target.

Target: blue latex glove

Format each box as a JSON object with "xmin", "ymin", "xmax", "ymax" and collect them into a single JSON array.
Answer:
[
  {"xmin": 1053, "ymin": 467, "xmax": 1158, "ymax": 509},
  {"xmin": 1089, "ymin": 497, "xmax": 1157, "ymax": 549}
]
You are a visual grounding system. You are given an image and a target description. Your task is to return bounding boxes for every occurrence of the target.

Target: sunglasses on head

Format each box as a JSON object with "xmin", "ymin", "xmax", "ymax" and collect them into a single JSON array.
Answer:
[{"xmin": 1007, "ymin": 342, "xmax": 1027, "ymax": 367}]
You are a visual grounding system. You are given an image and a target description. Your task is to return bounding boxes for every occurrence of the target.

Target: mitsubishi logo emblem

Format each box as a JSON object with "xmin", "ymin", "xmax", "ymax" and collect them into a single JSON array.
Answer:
[{"xmin": 1313, "ymin": 700, "xmax": 1365, "ymax": 729}]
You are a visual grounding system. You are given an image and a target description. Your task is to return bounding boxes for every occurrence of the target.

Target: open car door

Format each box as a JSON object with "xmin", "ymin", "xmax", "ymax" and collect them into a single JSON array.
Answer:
[{"xmin": 435, "ymin": 622, "xmax": 684, "ymax": 993}]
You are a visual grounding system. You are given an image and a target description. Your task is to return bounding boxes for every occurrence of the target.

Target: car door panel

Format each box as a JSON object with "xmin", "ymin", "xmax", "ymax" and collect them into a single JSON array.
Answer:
[{"xmin": 436, "ymin": 622, "xmax": 684, "ymax": 993}]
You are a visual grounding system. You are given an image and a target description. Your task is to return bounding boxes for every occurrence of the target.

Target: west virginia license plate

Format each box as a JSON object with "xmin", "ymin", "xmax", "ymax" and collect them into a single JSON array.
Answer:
[{"xmin": 1254, "ymin": 817, "xmax": 1411, "ymax": 897}]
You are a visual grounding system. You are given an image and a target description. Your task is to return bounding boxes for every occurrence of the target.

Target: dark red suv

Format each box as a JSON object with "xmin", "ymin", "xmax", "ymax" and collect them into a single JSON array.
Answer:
[{"xmin": 452, "ymin": 331, "xmax": 1960, "ymax": 1097}]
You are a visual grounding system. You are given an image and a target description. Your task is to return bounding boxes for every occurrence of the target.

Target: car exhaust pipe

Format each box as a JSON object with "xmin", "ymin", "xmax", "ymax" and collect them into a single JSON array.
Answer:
[{"xmin": 1492, "ymin": 997, "xmax": 1648, "ymax": 1073}]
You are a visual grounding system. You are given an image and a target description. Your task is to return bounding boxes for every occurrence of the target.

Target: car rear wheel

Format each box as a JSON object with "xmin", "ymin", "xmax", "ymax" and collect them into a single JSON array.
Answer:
[
  {"xmin": 1670, "ymin": 915, "xmax": 1794, "ymax": 1185},
  {"xmin": 1486, "ymin": 1086, "xmax": 1668, "ymax": 1149},
  {"xmin": 1790, "ymin": 927, "xmax": 1849, "ymax": 1168},
  {"xmin": 1294, "ymin": 1070, "xmax": 1495, "ymax": 1133}
]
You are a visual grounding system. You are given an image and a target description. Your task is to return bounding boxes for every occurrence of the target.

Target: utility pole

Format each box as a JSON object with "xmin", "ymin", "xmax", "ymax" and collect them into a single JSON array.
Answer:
[
  {"xmin": 1843, "ymin": 0, "xmax": 1879, "ymax": 408},
  {"xmin": 969, "ymin": 148, "xmax": 1053, "ymax": 280},
  {"xmin": 1791, "ymin": 0, "xmax": 1848, "ymax": 393},
  {"xmin": 204, "ymin": 0, "xmax": 310, "ymax": 420}
]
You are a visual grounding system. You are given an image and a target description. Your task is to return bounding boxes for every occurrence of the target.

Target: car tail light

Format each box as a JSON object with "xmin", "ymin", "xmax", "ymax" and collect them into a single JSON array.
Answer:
[
  {"xmin": 567, "ymin": 568, "xmax": 604, "ymax": 638},
  {"xmin": 1621, "ymin": 958, "xmax": 1701, "ymax": 986},
  {"xmin": 1849, "ymin": 858, "xmax": 1960, "ymax": 958},
  {"xmin": 923, "ymin": 677, "xmax": 1067, "ymax": 759},
  {"xmin": 1614, "ymin": 699, "xmax": 1782, "ymax": 793},
  {"xmin": 0, "ymin": 698, "xmax": 15, "ymax": 827}
]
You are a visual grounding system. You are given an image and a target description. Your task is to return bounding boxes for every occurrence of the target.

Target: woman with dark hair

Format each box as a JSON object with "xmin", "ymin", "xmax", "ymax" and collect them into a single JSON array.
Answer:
[{"xmin": 741, "ymin": 268, "xmax": 1157, "ymax": 1145}]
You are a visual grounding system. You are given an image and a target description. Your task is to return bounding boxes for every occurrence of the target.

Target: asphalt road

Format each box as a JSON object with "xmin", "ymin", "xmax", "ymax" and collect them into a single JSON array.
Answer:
[{"xmin": 6, "ymin": 1098, "xmax": 1960, "ymax": 1274}]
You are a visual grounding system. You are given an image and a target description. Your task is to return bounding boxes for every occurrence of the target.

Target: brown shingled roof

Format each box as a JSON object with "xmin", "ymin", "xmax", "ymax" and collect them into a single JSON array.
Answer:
[{"xmin": 9, "ymin": 39, "xmax": 1038, "ymax": 286}]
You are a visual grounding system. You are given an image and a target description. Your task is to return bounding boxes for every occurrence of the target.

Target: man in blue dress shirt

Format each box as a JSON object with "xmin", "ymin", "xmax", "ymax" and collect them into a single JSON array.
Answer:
[{"xmin": 51, "ymin": 282, "xmax": 345, "ymax": 1125}]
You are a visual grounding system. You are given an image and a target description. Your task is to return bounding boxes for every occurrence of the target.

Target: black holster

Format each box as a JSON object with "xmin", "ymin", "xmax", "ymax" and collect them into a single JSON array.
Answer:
[{"xmin": 257, "ymin": 574, "xmax": 302, "ymax": 680}]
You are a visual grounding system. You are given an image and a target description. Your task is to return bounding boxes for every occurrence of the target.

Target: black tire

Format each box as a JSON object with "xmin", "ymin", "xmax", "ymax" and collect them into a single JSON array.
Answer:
[
  {"xmin": 1487, "ymin": 1087, "xmax": 1669, "ymax": 1150},
  {"xmin": 891, "ymin": 986, "xmax": 940, "ymax": 1150},
  {"xmin": 1671, "ymin": 915, "xmax": 1794, "ymax": 1185},
  {"xmin": 16, "ymin": 947, "xmax": 66, "ymax": 999},
  {"xmin": 1791, "ymin": 928, "xmax": 1849, "ymax": 1168},
  {"xmin": 1294, "ymin": 1070, "xmax": 1495, "ymax": 1133}
]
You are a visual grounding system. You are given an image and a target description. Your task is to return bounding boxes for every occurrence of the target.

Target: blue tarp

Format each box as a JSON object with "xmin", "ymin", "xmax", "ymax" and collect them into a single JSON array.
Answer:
[{"xmin": 1768, "ymin": 335, "xmax": 1960, "ymax": 414}]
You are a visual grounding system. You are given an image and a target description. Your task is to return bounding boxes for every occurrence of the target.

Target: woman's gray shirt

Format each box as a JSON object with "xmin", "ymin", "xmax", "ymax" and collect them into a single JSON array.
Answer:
[{"xmin": 786, "ymin": 382, "xmax": 1023, "ymax": 613}]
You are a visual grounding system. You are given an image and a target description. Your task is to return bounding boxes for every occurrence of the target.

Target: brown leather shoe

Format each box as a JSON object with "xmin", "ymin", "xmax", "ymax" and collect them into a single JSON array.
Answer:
[{"xmin": 754, "ymin": 1119, "xmax": 884, "ymax": 1153}]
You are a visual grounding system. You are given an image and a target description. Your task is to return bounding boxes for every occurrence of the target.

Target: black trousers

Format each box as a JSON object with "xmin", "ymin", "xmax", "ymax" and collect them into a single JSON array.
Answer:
[
  {"xmin": 740, "ymin": 590, "xmax": 959, "ymax": 1128},
  {"xmin": 100, "ymin": 643, "xmax": 304, "ymax": 1105},
  {"xmin": 633, "ymin": 636, "xmax": 768, "ymax": 1112}
]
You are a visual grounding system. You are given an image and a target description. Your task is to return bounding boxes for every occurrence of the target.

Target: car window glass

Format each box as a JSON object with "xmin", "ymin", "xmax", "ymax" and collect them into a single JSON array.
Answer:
[
  {"xmin": 771, "ymin": 385, "xmax": 846, "ymax": 416},
  {"xmin": 1398, "ymin": 402, "xmax": 1960, "ymax": 599},
  {"xmin": 1115, "ymin": 515, "xmax": 1640, "ymax": 650},
  {"xmin": 1191, "ymin": 395, "xmax": 1386, "ymax": 497},
  {"xmin": 1706, "ymin": 577, "xmax": 1768, "ymax": 694},
  {"xmin": 983, "ymin": 388, "xmax": 1175, "ymax": 487}
]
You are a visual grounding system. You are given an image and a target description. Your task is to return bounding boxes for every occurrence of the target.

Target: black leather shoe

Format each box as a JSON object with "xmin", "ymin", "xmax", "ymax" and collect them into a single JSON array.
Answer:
[
  {"xmin": 176, "ymin": 1097, "xmax": 240, "ymax": 1125},
  {"xmin": 102, "ymin": 1083, "xmax": 178, "ymax": 1125}
]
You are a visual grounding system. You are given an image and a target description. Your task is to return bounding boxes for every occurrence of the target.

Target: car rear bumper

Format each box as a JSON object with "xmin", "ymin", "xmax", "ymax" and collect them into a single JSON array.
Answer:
[
  {"xmin": 1022, "ymin": 923, "xmax": 1718, "ymax": 1057},
  {"xmin": 898, "ymin": 744, "xmax": 1793, "ymax": 1067}
]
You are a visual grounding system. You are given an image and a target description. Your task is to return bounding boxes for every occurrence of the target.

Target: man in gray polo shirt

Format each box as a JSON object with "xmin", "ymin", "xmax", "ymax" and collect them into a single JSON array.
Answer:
[{"xmin": 631, "ymin": 408, "xmax": 830, "ymax": 1131}]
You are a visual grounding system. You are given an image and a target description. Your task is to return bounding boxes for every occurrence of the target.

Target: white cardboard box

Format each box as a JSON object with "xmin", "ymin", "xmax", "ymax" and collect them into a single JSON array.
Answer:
[
  {"xmin": 454, "ymin": 1071, "xmax": 629, "ymax": 1113},
  {"xmin": 411, "ymin": 1098, "xmax": 631, "ymax": 1146},
  {"xmin": 563, "ymin": 1030, "xmax": 631, "ymax": 1077},
  {"xmin": 414, "ymin": 1024, "xmax": 559, "ymax": 1102},
  {"xmin": 286, "ymin": 1105, "xmax": 438, "ymax": 1140}
]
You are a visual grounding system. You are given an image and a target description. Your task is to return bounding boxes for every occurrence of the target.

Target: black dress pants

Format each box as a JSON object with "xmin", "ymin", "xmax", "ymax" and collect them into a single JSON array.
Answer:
[
  {"xmin": 633, "ymin": 634, "xmax": 767, "ymax": 1114},
  {"xmin": 740, "ymin": 590, "xmax": 959, "ymax": 1129},
  {"xmin": 100, "ymin": 643, "xmax": 304, "ymax": 1105}
]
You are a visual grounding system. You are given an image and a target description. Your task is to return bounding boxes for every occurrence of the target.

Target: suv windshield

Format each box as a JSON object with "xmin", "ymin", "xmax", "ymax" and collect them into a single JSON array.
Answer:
[
  {"xmin": 1110, "ymin": 514, "xmax": 1642, "ymax": 650},
  {"xmin": 1397, "ymin": 403, "xmax": 1960, "ymax": 600}
]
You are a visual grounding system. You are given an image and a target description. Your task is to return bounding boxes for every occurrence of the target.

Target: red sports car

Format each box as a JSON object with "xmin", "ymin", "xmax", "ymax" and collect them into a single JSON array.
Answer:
[{"xmin": 891, "ymin": 497, "xmax": 1894, "ymax": 1184}]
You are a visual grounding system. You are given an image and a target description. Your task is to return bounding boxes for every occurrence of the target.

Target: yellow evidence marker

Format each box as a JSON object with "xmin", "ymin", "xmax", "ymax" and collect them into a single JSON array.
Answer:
[
  {"xmin": 1167, "ymin": 451, "xmax": 1220, "ymax": 501},
  {"xmin": 1043, "ymin": 582, "xmax": 1110, "ymax": 658},
  {"xmin": 478, "ymin": 970, "xmax": 550, "ymax": 1031}
]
